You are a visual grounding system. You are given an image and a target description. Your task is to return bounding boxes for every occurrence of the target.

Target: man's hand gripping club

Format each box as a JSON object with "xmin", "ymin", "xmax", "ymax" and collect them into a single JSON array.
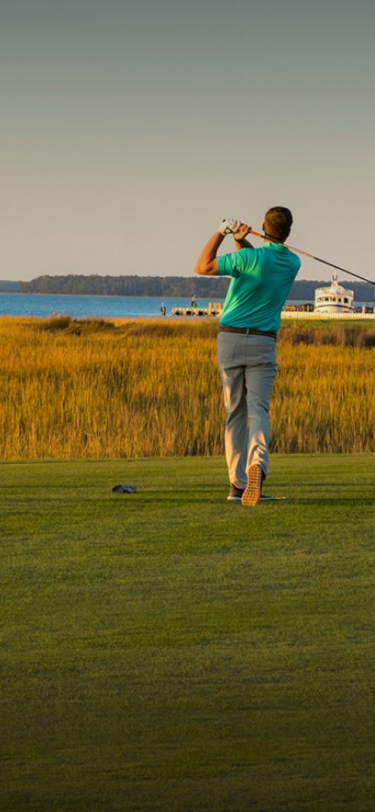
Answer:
[{"xmin": 194, "ymin": 219, "xmax": 253, "ymax": 276}]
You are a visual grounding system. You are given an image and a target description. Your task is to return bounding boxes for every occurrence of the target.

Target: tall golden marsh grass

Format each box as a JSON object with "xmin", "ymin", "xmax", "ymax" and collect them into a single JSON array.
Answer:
[{"xmin": 1, "ymin": 316, "xmax": 375, "ymax": 459}]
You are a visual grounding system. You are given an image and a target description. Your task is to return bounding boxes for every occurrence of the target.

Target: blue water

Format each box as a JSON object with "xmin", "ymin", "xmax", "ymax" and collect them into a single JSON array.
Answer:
[
  {"xmin": 0, "ymin": 293, "xmax": 211, "ymax": 318},
  {"xmin": 0, "ymin": 293, "xmax": 373, "ymax": 319}
]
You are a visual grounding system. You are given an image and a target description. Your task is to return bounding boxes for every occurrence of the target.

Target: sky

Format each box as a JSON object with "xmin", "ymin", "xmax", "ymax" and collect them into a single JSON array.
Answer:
[{"xmin": 1, "ymin": 0, "xmax": 374, "ymax": 282}]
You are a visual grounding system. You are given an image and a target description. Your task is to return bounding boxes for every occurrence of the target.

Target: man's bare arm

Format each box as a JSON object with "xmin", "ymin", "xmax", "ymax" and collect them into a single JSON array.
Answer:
[
  {"xmin": 194, "ymin": 220, "xmax": 248, "ymax": 275},
  {"xmin": 194, "ymin": 232, "xmax": 224, "ymax": 276},
  {"xmin": 234, "ymin": 237, "xmax": 254, "ymax": 250},
  {"xmin": 233, "ymin": 223, "xmax": 254, "ymax": 251}
]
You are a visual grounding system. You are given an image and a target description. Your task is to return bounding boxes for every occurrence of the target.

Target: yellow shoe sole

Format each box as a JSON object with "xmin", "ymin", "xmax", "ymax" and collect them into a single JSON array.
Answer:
[{"xmin": 241, "ymin": 465, "xmax": 262, "ymax": 507}]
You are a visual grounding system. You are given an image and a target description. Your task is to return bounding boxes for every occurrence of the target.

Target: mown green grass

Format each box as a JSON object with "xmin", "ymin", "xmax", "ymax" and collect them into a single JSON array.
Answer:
[{"xmin": 1, "ymin": 455, "xmax": 375, "ymax": 812}]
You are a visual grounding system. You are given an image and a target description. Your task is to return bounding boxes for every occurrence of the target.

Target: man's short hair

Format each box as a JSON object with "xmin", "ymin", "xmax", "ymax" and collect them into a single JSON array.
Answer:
[{"xmin": 264, "ymin": 207, "xmax": 293, "ymax": 242}]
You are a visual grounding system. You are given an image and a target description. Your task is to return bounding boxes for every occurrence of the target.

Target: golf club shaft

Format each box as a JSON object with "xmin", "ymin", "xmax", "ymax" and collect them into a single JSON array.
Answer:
[{"xmin": 248, "ymin": 229, "xmax": 375, "ymax": 288}]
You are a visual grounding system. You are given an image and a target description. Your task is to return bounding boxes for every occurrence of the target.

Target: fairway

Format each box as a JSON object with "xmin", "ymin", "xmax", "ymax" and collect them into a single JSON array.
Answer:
[{"xmin": 1, "ymin": 455, "xmax": 375, "ymax": 811}]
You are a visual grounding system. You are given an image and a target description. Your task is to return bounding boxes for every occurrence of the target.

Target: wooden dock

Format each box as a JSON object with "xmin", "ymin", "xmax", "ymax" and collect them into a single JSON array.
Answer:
[{"xmin": 172, "ymin": 302, "xmax": 224, "ymax": 317}]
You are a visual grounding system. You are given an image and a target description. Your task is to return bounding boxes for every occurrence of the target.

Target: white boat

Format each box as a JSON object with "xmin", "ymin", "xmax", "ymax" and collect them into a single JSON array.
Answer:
[{"xmin": 314, "ymin": 274, "xmax": 354, "ymax": 313}]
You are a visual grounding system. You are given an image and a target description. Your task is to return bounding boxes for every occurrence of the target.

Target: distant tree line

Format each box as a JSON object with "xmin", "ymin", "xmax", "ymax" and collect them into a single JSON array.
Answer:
[
  {"xmin": 2, "ymin": 275, "xmax": 374, "ymax": 302},
  {"xmin": 0, "ymin": 280, "xmax": 20, "ymax": 292},
  {"xmin": 18, "ymin": 275, "xmax": 231, "ymax": 298},
  {"xmin": 289, "ymin": 280, "xmax": 375, "ymax": 302}
]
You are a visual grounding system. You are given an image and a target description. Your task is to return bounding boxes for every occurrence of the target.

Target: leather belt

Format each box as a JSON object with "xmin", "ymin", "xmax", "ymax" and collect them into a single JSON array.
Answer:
[{"xmin": 219, "ymin": 326, "xmax": 276, "ymax": 340}]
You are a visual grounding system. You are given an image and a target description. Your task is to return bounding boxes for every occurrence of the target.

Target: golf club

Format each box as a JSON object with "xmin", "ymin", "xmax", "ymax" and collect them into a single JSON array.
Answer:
[{"xmin": 247, "ymin": 228, "xmax": 375, "ymax": 289}]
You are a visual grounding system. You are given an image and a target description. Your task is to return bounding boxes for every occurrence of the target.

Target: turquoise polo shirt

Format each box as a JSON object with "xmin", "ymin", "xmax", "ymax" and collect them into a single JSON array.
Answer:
[{"xmin": 217, "ymin": 242, "xmax": 301, "ymax": 332}]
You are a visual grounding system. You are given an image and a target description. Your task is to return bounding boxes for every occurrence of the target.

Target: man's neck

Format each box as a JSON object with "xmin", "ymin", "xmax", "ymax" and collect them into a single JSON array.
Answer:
[{"xmin": 264, "ymin": 232, "xmax": 284, "ymax": 244}]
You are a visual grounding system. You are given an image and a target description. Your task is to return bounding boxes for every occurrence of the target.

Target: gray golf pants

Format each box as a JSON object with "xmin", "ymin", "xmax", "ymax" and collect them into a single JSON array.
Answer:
[{"xmin": 217, "ymin": 331, "xmax": 277, "ymax": 489}]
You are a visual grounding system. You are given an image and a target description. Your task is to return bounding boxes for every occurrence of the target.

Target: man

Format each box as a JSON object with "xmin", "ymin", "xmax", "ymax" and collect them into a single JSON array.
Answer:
[{"xmin": 194, "ymin": 207, "xmax": 301, "ymax": 506}]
